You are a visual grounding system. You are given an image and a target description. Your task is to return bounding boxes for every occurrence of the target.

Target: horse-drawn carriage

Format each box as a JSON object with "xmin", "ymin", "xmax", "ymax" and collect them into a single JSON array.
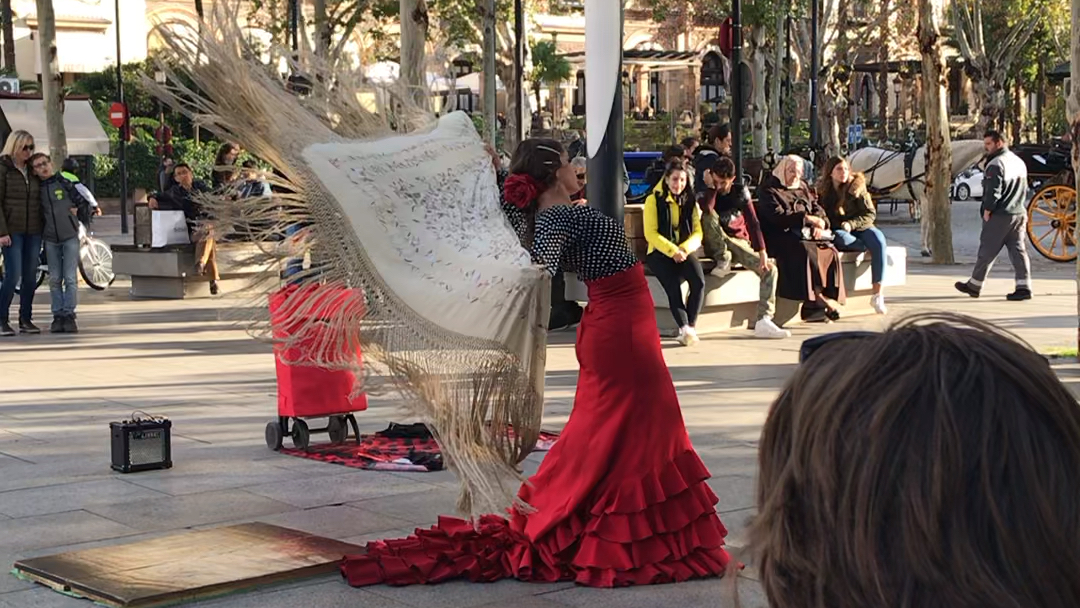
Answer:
[{"xmin": 1012, "ymin": 139, "xmax": 1076, "ymax": 262}]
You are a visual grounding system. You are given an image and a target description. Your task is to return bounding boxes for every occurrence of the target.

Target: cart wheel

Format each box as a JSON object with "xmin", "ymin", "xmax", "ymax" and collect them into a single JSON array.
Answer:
[
  {"xmin": 327, "ymin": 416, "xmax": 348, "ymax": 444},
  {"xmin": 265, "ymin": 421, "xmax": 284, "ymax": 451},
  {"xmin": 1027, "ymin": 183, "xmax": 1077, "ymax": 262},
  {"xmin": 291, "ymin": 419, "xmax": 310, "ymax": 450}
]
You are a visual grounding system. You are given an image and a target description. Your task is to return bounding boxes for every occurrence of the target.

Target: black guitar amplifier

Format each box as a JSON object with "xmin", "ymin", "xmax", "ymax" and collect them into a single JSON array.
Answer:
[{"xmin": 110, "ymin": 415, "xmax": 172, "ymax": 473}]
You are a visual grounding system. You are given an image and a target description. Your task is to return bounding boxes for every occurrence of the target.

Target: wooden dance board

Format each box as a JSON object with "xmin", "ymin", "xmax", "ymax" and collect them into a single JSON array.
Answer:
[{"xmin": 12, "ymin": 523, "xmax": 364, "ymax": 607}]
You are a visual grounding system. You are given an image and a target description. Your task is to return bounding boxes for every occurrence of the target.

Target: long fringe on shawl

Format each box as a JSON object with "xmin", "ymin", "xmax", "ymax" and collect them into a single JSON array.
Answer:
[{"xmin": 144, "ymin": 3, "xmax": 549, "ymax": 518}]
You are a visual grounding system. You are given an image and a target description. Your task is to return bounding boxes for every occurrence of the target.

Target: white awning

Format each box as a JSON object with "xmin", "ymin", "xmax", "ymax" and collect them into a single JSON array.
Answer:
[
  {"xmin": 34, "ymin": 29, "xmax": 115, "ymax": 74},
  {"xmin": 0, "ymin": 99, "xmax": 110, "ymax": 155}
]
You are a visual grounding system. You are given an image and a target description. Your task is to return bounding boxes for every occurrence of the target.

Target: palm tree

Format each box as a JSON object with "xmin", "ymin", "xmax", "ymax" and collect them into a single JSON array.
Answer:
[{"xmin": 530, "ymin": 40, "xmax": 571, "ymax": 130}]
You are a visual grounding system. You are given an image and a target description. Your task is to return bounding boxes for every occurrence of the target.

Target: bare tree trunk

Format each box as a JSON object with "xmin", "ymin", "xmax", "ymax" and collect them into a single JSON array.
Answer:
[
  {"xmin": 37, "ymin": 0, "xmax": 66, "ymax": 161},
  {"xmin": 1070, "ymin": 0, "xmax": 1080, "ymax": 355},
  {"xmin": 400, "ymin": 0, "xmax": 429, "ymax": 109},
  {"xmin": 750, "ymin": 26, "xmax": 768, "ymax": 158},
  {"xmin": 973, "ymin": 76, "xmax": 1005, "ymax": 134},
  {"xmin": 313, "ymin": 0, "xmax": 330, "ymax": 58},
  {"xmin": 769, "ymin": 12, "xmax": 783, "ymax": 152},
  {"xmin": 877, "ymin": 0, "xmax": 891, "ymax": 139},
  {"xmin": 918, "ymin": 0, "xmax": 953, "ymax": 264},
  {"xmin": 1, "ymin": 0, "xmax": 14, "ymax": 72}
]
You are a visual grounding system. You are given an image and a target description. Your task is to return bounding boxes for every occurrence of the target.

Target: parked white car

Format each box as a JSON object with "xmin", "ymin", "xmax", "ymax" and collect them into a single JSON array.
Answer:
[{"xmin": 952, "ymin": 167, "xmax": 984, "ymax": 201}]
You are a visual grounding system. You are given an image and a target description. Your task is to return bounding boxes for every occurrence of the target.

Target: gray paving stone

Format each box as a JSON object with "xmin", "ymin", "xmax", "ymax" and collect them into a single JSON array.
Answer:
[
  {"xmin": 120, "ymin": 458, "xmax": 309, "ymax": 496},
  {"xmin": 245, "ymin": 471, "xmax": 437, "ymax": 509},
  {"xmin": 348, "ymin": 486, "xmax": 461, "ymax": 525},
  {"xmin": 540, "ymin": 575, "xmax": 766, "ymax": 608},
  {"xmin": 366, "ymin": 579, "xmax": 570, "ymax": 608},
  {"xmin": 0, "ymin": 478, "xmax": 168, "ymax": 518},
  {"xmin": 0, "ymin": 587, "xmax": 90, "ymax": 608},
  {"xmin": 252, "ymin": 505, "xmax": 414, "ymax": 539},
  {"xmin": 0, "ymin": 510, "xmax": 138, "ymax": 552},
  {"xmin": 84, "ymin": 490, "xmax": 294, "ymax": 532},
  {"xmin": 193, "ymin": 579, "xmax": 414, "ymax": 608}
]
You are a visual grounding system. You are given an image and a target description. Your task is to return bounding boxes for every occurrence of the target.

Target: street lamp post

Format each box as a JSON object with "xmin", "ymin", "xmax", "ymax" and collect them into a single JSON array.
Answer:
[
  {"xmin": 154, "ymin": 69, "xmax": 166, "ymax": 166},
  {"xmin": 115, "ymin": 0, "xmax": 128, "ymax": 234},
  {"xmin": 514, "ymin": 0, "xmax": 526, "ymax": 148},
  {"xmin": 809, "ymin": 0, "xmax": 820, "ymax": 151},
  {"xmin": 731, "ymin": 0, "xmax": 744, "ymax": 185},
  {"xmin": 584, "ymin": 0, "xmax": 624, "ymax": 223}
]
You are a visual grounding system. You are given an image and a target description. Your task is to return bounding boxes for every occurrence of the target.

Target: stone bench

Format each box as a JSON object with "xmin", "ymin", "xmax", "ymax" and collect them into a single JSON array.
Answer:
[
  {"xmin": 565, "ymin": 247, "xmax": 907, "ymax": 333},
  {"xmin": 564, "ymin": 204, "xmax": 907, "ymax": 333},
  {"xmin": 112, "ymin": 242, "xmax": 279, "ymax": 299}
]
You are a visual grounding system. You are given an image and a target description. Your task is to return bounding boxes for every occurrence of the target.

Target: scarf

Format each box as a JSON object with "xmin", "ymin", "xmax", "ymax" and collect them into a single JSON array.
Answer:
[
  {"xmin": 148, "ymin": 5, "xmax": 551, "ymax": 518},
  {"xmin": 772, "ymin": 154, "xmax": 806, "ymax": 190},
  {"xmin": 655, "ymin": 183, "xmax": 694, "ymax": 247}
]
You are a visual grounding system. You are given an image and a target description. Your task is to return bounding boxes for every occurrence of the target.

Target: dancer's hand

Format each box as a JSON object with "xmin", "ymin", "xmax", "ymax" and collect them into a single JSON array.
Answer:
[
  {"xmin": 0, "ymin": 235, "xmax": 9, "ymax": 247},
  {"xmin": 484, "ymin": 144, "xmax": 501, "ymax": 171}
]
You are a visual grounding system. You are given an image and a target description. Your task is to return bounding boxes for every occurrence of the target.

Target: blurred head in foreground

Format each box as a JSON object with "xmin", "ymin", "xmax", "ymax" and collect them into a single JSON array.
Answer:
[{"xmin": 752, "ymin": 312, "xmax": 1080, "ymax": 608}]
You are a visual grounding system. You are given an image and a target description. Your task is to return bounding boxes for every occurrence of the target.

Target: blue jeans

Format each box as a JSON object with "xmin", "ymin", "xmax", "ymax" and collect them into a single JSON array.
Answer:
[
  {"xmin": 0, "ymin": 233, "xmax": 43, "ymax": 323},
  {"xmin": 45, "ymin": 237, "xmax": 79, "ymax": 317},
  {"xmin": 834, "ymin": 227, "xmax": 887, "ymax": 285},
  {"xmin": 284, "ymin": 223, "xmax": 304, "ymax": 284}
]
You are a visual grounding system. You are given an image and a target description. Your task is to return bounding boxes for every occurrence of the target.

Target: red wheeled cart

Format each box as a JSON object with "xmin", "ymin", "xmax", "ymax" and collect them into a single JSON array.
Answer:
[{"xmin": 265, "ymin": 285, "xmax": 368, "ymax": 450}]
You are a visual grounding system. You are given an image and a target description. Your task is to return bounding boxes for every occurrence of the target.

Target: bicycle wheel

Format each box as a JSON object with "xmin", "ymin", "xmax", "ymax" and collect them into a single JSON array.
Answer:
[{"xmin": 78, "ymin": 236, "xmax": 115, "ymax": 290}]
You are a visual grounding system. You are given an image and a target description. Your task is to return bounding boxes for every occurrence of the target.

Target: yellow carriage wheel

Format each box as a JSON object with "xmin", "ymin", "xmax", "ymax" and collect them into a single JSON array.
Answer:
[{"xmin": 1027, "ymin": 184, "xmax": 1077, "ymax": 262}]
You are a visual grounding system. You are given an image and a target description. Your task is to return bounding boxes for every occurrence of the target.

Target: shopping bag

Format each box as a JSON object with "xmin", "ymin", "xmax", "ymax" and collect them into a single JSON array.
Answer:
[
  {"xmin": 270, "ymin": 285, "xmax": 368, "ymax": 418},
  {"xmin": 151, "ymin": 210, "xmax": 190, "ymax": 248}
]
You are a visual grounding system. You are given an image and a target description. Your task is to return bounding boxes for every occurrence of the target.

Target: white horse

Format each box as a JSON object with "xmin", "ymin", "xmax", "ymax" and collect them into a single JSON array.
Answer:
[{"xmin": 848, "ymin": 140, "xmax": 986, "ymax": 254}]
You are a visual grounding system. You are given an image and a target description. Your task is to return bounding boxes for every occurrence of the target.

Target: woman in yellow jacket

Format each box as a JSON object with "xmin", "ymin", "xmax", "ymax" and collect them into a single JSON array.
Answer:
[{"xmin": 644, "ymin": 158, "xmax": 705, "ymax": 346}]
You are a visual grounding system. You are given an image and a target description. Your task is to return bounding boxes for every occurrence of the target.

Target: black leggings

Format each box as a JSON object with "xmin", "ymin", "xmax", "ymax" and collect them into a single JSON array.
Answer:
[{"xmin": 646, "ymin": 251, "xmax": 705, "ymax": 328}]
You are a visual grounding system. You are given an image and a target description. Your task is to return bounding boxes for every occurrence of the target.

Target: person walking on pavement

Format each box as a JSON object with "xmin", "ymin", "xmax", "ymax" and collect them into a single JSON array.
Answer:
[
  {"xmin": 32, "ymin": 153, "xmax": 92, "ymax": 333},
  {"xmin": 0, "ymin": 130, "xmax": 43, "ymax": 337},
  {"xmin": 955, "ymin": 130, "xmax": 1032, "ymax": 301}
]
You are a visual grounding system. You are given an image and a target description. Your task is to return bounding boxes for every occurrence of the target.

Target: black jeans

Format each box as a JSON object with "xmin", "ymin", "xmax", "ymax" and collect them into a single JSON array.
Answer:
[{"xmin": 646, "ymin": 251, "xmax": 705, "ymax": 328}]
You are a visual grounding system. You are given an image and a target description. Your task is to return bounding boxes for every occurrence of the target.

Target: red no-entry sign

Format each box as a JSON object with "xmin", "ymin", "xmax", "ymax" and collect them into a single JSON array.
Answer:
[{"xmin": 109, "ymin": 102, "xmax": 127, "ymax": 128}]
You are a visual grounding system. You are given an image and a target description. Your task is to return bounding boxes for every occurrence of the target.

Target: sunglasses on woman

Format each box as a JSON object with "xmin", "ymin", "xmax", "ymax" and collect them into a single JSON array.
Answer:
[
  {"xmin": 799, "ymin": 331, "xmax": 878, "ymax": 363},
  {"xmin": 21, "ymin": 144, "xmax": 34, "ymax": 152}
]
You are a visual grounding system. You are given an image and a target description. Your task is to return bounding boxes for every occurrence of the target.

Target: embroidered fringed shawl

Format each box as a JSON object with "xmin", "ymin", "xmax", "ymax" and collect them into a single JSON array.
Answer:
[{"xmin": 147, "ymin": 5, "xmax": 550, "ymax": 517}]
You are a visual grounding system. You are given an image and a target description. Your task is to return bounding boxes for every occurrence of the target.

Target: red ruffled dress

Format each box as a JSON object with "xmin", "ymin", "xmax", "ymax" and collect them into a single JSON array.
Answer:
[{"xmin": 341, "ymin": 204, "xmax": 732, "ymax": 587}]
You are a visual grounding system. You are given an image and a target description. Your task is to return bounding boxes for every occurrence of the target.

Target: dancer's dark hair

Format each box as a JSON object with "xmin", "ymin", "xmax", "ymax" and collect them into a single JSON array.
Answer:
[
  {"xmin": 509, "ymin": 138, "xmax": 566, "ymax": 247},
  {"xmin": 751, "ymin": 312, "xmax": 1080, "ymax": 608}
]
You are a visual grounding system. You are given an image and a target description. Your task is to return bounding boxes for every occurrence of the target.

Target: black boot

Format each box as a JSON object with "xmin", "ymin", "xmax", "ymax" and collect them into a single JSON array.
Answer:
[
  {"xmin": 1006, "ymin": 288, "xmax": 1032, "ymax": 301},
  {"xmin": 954, "ymin": 281, "xmax": 981, "ymax": 298},
  {"xmin": 18, "ymin": 319, "xmax": 40, "ymax": 334},
  {"xmin": 209, "ymin": 280, "xmax": 220, "ymax": 296},
  {"xmin": 63, "ymin": 314, "xmax": 79, "ymax": 333},
  {"xmin": 0, "ymin": 321, "xmax": 13, "ymax": 337},
  {"xmin": 50, "ymin": 316, "xmax": 65, "ymax": 334}
]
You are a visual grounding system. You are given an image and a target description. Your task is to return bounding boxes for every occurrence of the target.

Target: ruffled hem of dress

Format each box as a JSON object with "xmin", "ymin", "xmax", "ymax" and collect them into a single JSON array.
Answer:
[{"xmin": 340, "ymin": 449, "xmax": 731, "ymax": 588}]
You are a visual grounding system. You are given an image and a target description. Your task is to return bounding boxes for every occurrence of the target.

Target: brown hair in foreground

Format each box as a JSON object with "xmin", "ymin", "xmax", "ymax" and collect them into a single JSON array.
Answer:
[{"xmin": 751, "ymin": 312, "xmax": 1080, "ymax": 608}]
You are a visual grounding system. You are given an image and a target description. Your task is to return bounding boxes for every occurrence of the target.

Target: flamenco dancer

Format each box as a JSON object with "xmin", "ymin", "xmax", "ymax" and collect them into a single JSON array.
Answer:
[{"xmin": 341, "ymin": 138, "xmax": 733, "ymax": 587}]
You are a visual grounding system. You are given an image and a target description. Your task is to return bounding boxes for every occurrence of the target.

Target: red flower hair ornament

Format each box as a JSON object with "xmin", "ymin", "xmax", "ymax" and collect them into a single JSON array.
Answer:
[{"xmin": 504, "ymin": 173, "xmax": 544, "ymax": 210}]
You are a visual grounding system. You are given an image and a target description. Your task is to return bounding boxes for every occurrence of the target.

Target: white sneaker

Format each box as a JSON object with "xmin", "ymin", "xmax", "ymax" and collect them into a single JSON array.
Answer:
[
  {"xmin": 677, "ymin": 326, "xmax": 699, "ymax": 346},
  {"xmin": 710, "ymin": 260, "xmax": 733, "ymax": 278},
  {"xmin": 754, "ymin": 317, "xmax": 791, "ymax": 339},
  {"xmin": 871, "ymin": 293, "xmax": 888, "ymax": 315}
]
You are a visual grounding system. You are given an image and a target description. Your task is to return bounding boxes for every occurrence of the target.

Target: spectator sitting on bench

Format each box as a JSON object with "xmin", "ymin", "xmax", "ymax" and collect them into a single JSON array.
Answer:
[
  {"xmin": 644, "ymin": 158, "xmax": 704, "ymax": 347},
  {"xmin": 148, "ymin": 163, "xmax": 220, "ymax": 295},
  {"xmin": 817, "ymin": 156, "xmax": 889, "ymax": 315},
  {"xmin": 699, "ymin": 156, "xmax": 789, "ymax": 339},
  {"xmin": 693, "ymin": 123, "xmax": 733, "ymax": 194},
  {"xmin": 569, "ymin": 157, "xmax": 588, "ymax": 204}
]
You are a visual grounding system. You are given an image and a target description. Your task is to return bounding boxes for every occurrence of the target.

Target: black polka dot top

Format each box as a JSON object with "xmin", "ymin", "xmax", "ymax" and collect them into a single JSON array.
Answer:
[{"xmin": 532, "ymin": 204, "xmax": 639, "ymax": 282}]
